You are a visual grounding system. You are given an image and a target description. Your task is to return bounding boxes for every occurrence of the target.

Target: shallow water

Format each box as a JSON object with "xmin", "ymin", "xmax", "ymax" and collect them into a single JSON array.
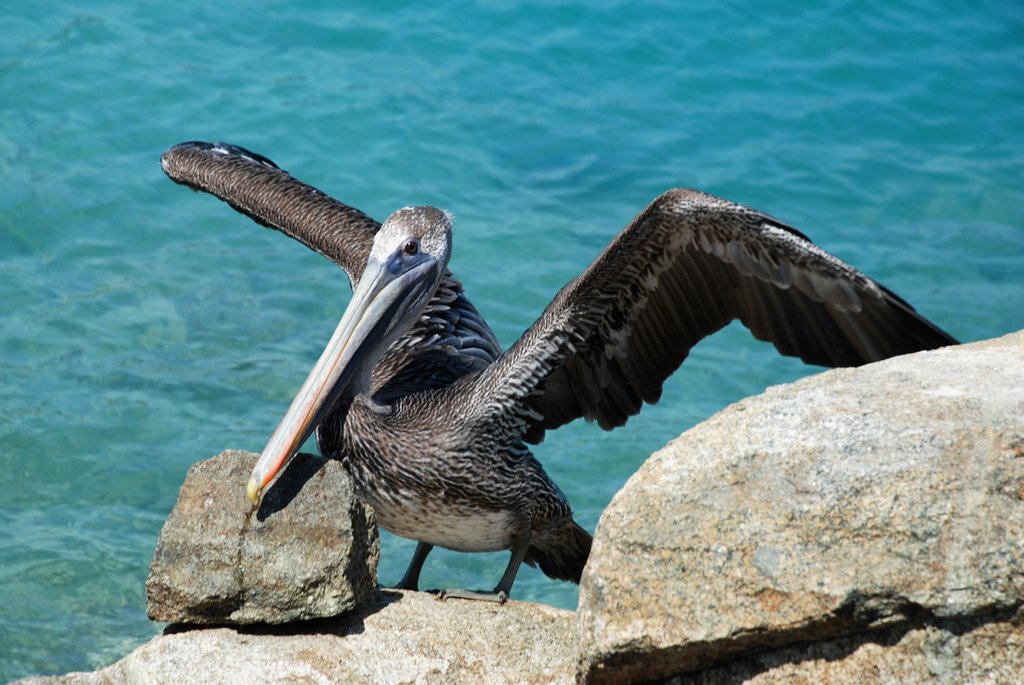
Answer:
[{"xmin": 2, "ymin": 0, "xmax": 1022, "ymax": 679}]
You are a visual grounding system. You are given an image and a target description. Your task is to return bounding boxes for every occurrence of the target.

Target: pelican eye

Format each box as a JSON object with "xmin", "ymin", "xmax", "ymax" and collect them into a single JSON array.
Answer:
[{"xmin": 403, "ymin": 239, "xmax": 419, "ymax": 256}]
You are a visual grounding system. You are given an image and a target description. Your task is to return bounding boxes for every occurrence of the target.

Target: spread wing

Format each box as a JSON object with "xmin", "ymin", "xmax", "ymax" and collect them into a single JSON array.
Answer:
[
  {"xmin": 466, "ymin": 188, "xmax": 957, "ymax": 444},
  {"xmin": 161, "ymin": 141, "xmax": 379, "ymax": 286},
  {"xmin": 161, "ymin": 141, "xmax": 502, "ymax": 391}
]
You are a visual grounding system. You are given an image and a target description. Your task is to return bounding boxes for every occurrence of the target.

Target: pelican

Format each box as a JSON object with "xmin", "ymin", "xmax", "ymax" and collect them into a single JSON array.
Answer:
[{"xmin": 161, "ymin": 141, "xmax": 958, "ymax": 602}]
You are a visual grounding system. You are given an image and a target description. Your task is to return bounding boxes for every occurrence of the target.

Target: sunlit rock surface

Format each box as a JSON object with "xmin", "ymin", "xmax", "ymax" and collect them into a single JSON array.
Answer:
[{"xmin": 146, "ymin": 450, "xmax": 379, "ymax": 625}]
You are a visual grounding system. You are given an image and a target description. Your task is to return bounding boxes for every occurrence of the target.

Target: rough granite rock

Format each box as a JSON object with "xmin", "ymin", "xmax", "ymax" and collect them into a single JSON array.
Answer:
[
  {"xmin": 577, "ymin": 331, "xmax": 1024, "ymax": 684},
  {"xmin": 16, "ymin": 590, "xmax": 576, "ymax": 685},
  {"xmin": 19, "ymin": 334, "xmax": 1024, "ymax": 684},
  {"xmin": 668, "ymin": 606, "xmax": 1024, "ymax": 685},
  {"xmin": 146, "ymin": 449, "xmax": 379, "ymax": 625}
]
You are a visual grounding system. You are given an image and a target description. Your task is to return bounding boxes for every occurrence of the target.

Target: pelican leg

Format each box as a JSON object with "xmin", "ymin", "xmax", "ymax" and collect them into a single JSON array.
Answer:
[
  {"xmin": 395, "ymin": 541, "xmax": 434, "ymax": 591},
  {"xmin": 438, "ymin": 531, "xmax": 532, "ymax": 604}
]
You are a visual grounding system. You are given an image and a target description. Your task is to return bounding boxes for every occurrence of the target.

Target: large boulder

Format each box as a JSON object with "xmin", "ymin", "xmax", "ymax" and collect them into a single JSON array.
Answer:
[
  {"xmin": 17, "ymin": 590, "xmax": 576, "ymax": 685},
  {"xmin": 577, "ymin": 332, "xmax": 1024, "ymax": 684},
  {"xmin": 666, "ymin": 611, "xmax": 1023, "ymax": 684},
  {"xmin": 146, "ymin": 450, "xmax": 379, "ymax": 624}
]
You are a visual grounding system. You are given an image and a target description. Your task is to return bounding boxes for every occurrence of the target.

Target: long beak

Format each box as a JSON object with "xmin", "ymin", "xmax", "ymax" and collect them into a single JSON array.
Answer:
[{"xmin": 246, "ymin": 255, "xmax": 438, "ymax": 502}]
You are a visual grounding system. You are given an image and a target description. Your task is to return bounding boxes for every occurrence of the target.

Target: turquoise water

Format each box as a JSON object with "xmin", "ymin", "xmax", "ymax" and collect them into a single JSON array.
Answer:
[{"xmin": 2, "ymin": 0, "xmax": 1021, "ymax": 679}]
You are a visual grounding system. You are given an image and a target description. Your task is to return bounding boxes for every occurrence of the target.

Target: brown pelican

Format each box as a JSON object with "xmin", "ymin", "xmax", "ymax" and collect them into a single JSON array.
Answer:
[{"xmin": 161, "ymin": 141, "xmax": 957, "ymax": 602}]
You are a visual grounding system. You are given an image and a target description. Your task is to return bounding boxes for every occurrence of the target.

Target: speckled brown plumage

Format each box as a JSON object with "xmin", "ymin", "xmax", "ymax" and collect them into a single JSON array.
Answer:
[
  {"xmin": 162, "ymin": 141, "xmax": 957, "ymax": 600},
  {"xmin": 161, "ymin": 142, "xmax": 502, "ymax": 396}
]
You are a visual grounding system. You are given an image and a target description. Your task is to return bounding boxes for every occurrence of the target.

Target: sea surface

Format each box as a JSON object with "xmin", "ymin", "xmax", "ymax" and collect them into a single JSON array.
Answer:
[{"xmin": 1, "ymin": 0, "xmax": 1021, "ymax": 679}]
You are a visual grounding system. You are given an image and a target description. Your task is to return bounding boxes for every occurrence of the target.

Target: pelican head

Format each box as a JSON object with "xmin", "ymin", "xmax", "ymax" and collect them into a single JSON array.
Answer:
[{"xmin": 246, "ymin": 206, "xmax": 453, "ymax": 501}]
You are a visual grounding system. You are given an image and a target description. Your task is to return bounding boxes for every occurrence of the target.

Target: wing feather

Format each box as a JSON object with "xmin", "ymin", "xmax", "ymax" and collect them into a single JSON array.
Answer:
[
  {"xmin": 160, "ymin": 141, "xmax": 379, "ymax": 286},
  {"xmin": 467, "ymin": 188, "xmax": 957, "ymax": 444},
  {"xmin": 161, "ymin": 141, "xmax": 503, "ymax": 395}
]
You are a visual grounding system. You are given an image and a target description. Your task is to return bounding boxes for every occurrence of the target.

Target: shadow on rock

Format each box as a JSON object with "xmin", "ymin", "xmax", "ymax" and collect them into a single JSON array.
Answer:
[{"xmin": 256, "ymin": 453, "xmax": 332, "ymax": 522}]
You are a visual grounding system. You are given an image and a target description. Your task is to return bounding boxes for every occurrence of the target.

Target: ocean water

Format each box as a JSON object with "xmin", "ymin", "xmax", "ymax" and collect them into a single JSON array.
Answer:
[{"xmin": 1, "ymin": 0, "xmax": 1021, "ymax": 679}]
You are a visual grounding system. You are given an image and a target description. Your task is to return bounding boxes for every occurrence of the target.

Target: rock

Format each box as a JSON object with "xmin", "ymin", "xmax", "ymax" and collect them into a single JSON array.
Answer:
[
  {"xmin": 20, "ymin": 333, "xmax": 1024, "ymax": 684},
  {"xmin": 667, "ymin": 606, "xmax": 1024, "ymax": 684},
  {"xmin": 16, "ymin": 590, "xmax": 576, "ymax": 685},
  {"xmin": 577, "ymin": 332, "xmax": 1024, "ymax": 684},
  {"xmin": 146, "ymin": 449, "xmax": 379, "ymax": 625}
]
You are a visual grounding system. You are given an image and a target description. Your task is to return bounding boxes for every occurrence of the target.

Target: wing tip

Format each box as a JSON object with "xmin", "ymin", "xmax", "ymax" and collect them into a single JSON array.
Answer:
[{"xmin": 160, "ymin": 140, "xmax": 281, "ymax": 180}]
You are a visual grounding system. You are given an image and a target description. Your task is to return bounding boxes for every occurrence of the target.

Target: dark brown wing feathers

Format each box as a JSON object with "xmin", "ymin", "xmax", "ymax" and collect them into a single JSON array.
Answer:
[
  {"xmin": 161, "ymin": 141, "xmax": 380, "ymax": 285},
  {"xmin": 161, "ymin": 141, "xmax": 502, "ymax": 394},
  {"xmin": 163, "ymin": 145, "xmax": 955, "ymax": 449},
  {"xmin": 474, "ymin": 188, "xmax": 957, "ymax": 445}
]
